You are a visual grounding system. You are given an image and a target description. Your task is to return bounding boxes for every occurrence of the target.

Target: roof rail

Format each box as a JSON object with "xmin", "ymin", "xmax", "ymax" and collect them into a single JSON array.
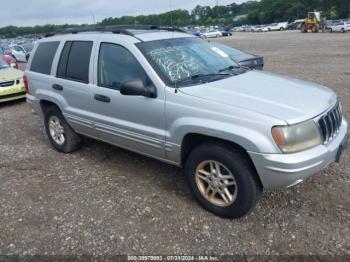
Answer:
[{"xmin": 44, "ymin": 25, "xmax": 186, "ymax": 40}]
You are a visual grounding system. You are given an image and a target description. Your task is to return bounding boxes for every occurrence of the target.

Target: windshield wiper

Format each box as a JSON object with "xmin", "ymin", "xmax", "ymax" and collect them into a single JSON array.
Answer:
[
  {"xmin": 218, "ymin": 65, "xmax": 240, "ymax": 73},
  {"xmin": 174, "ymin": 73, "xmax": 231, "ymax": 87}
]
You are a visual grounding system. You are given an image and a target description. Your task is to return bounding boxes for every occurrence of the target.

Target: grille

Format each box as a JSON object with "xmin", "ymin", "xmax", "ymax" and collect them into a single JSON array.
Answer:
[
  {"xmin": 0, "ymin": 81, "xmax": 14, "ymax": 87},
  {"xmin": 317, "ymin": 102, "xmax": 342, "ymax": 144}
]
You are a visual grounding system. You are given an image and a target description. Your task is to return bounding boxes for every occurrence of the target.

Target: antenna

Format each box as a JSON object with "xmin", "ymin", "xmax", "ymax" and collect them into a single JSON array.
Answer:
[
  {"xmin": 169, "ymin": 0, "xmax": 178, "ymax": 93},
  {"xmin": 170, "ymin": 0, "xmax": 173, "ymax": 28}
]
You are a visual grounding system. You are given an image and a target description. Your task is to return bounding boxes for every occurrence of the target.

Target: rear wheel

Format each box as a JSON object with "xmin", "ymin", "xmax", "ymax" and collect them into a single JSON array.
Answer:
[
  {"xmin": 44, "ymin": 106, "xmax": 82, "ymax": 153},
  {"xmin": 185, "ymin": 142, "xmax": 262, "ymax": 218},
  {"xmin": 341, "ymin": 28, "xmax": 345, "ymax": 33},
  {"xmin": 311, "ymin": 25, "xmax": 319, "ymax": 33},
  {"xmin": 300, "ymin": 23, "xmax": 307, "ymax": 33}
]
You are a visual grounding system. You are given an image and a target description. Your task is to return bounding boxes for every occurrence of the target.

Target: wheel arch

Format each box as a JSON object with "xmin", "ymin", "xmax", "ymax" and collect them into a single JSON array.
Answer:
[
  {"xmin": 40, "ymin": 99, "xmax": 62, "ymax": 114},
  {"xmin": 180, "ymin": 133, "xmax": 264, "ymax": 188}
]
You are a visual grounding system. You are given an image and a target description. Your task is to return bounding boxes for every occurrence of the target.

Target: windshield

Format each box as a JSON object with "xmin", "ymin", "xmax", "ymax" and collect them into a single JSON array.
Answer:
[
  {"xmin": 210, "ymin": 42, "xmax": 255, "ymax": 62},
  {"xmin": 22, "ymin": 43, "xmax": 33, "ymax": 52},
  {"xmin": 137, "ymin": 37, "xmax": 240, "ymax": 87},
  {"xmin": 0, "ymin": 59, "xmax": 10, "ymax": 69}
]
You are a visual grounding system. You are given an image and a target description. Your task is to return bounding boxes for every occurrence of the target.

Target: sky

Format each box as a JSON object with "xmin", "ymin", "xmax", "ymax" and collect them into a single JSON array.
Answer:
[{"xmin": 0, "ymin": 0, "xmax": 247, "ymax": 27}]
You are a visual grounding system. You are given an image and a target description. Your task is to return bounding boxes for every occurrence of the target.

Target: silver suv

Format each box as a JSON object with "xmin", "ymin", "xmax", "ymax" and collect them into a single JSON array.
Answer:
[{"xmin": 25, "ymin": 26, "xmax": 349, "ymax": 218}]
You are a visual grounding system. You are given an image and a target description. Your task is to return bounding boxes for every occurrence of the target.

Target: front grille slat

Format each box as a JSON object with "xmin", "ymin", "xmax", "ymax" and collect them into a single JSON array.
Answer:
[{"xmin": 317, "ymin": 102, "xmax": 343, "ymax": 144}]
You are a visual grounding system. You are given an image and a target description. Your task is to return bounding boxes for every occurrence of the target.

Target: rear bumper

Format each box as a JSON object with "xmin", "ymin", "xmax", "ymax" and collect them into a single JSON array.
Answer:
[
  {"xmin": 249, "ymin": 119, "xmax": 348, "ymax": 189},
  {"xmin": 26, "ymin": 94, "xmax": 43, "ymax": 116}
]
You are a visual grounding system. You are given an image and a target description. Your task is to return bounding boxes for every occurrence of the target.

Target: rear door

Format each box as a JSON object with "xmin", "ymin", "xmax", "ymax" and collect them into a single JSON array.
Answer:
[
  {"xmin": 52, "ymin": 39, "xmax": 97, "ymax": 136},
  {"xmin": 90, "ymin": 40, "xmax": 166, "ymax": 159}
]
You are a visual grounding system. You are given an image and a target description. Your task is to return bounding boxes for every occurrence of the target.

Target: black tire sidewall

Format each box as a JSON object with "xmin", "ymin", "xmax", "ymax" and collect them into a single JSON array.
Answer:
[
  {"xmin": 185, "ymin": 143, "xmax": 261, "ymax": 218},
  {"xmin": 44, "ymin": 106, "xmax": 80, "ymax": 153}
]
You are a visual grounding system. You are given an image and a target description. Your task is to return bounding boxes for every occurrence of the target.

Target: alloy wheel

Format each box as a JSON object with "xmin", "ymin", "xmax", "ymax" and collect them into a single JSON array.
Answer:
[
  {"xmin": 48, "ymin": 116, "xmax": 65, "ymax": 145},
  {"xmin": 195, "ymin": 160, "xmax": 238, "ymax": 207}
]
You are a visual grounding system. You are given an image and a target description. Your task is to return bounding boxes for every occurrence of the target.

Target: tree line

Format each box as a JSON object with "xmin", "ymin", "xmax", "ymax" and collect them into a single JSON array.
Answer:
[{"xmin": 1, "ymin": 0, "xmax": 350, "ymax": 38}]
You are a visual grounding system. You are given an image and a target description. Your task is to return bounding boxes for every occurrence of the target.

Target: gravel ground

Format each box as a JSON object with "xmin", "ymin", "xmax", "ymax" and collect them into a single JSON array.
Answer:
[{"xmin": 0, "ymin": 31, "xmax": 349, "ymax": 256}]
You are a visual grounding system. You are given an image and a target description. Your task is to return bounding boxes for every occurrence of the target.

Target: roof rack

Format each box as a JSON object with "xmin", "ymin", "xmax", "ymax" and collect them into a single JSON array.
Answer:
[{"xmin": 44, "ymin": 25, "xmax": 186, "ymax": 41}]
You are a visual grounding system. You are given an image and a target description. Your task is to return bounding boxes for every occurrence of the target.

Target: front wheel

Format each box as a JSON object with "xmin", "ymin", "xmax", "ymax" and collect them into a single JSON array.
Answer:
[
  {"xmin": 185, "ymin": 142, "xmax": 262, "ymax": 218},
  {"xmin": 341, "ymin": 28, "xmax": 345, "ymax": 33},
  {"xmin": 44, "ymin": 106, "xmax": 82, "ymax": 153}
]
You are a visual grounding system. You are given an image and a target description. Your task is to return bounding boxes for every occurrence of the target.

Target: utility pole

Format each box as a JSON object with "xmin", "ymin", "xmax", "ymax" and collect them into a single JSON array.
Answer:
[{"xmin": 216, "ymin": 0, "xmax": 219, "ymax": 20}]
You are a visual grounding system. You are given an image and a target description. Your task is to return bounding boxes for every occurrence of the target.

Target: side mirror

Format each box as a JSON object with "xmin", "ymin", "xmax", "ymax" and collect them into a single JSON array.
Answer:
[{"xmin": 120, "ymin": 79, "xmax": 156, "ymax": 98}]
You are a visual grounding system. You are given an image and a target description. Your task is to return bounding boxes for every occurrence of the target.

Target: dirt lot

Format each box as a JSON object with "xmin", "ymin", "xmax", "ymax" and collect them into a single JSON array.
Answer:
[{"xmin": 1, "ymin": 31, "xmax": 349, "ymax": 256}]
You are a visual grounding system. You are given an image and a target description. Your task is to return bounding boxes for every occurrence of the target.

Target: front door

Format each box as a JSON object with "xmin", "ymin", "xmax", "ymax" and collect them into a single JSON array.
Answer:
[{"xmin": 90, "ymin": 42, "xmax": 166, "ymax": 159}]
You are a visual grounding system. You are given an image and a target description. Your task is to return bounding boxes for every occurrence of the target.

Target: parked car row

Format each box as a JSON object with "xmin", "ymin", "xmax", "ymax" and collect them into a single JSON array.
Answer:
[
  {"xmin": 329, "ymin": 21, "xmax": 350, "ymax": 33},
  {"xmin": 1, "ymin": 36, "xmax": 37, "ymax": 63},
  {"xmin": 184, "ymin": 27, "xmax": 232, "ymax": 39},
  {"xmin": 232, "ymin": 22, "xmax": 289, "ymax": 32},
  {"xmin": 232, "ymin": 18, "xmax": 350, "ymax": 33}
]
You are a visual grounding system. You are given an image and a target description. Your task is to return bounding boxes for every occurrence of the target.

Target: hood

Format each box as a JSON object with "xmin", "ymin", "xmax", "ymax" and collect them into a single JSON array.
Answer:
[
  {"xmin": 179, "ymin": 70, "xmax": 337, "ymax": 124},
  {"xmin": 0, "ymin": 68, "xmax": 23, "ymax": 82}
]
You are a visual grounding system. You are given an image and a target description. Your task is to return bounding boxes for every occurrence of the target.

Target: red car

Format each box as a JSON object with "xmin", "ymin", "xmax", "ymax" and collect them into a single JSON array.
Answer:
[{"xmin": 0, "ymin": 47, "xmax": 18, "ymax": 69}]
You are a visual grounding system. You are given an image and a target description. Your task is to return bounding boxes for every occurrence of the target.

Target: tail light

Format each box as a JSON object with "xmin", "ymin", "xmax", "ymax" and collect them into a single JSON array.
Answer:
[{"xmin": 23, "ymin": 75, "xmax": 29, "ymax": 94}]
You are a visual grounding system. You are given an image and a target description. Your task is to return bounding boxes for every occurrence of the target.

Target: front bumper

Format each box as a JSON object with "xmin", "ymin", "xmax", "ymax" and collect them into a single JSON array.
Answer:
[
  {"xmin": 0, "ymin": 84, "xmax": 26, "ymax": 103},
  {"xmin": 249, "ymin": 119, "xmax": 348, "ymax": 189}
]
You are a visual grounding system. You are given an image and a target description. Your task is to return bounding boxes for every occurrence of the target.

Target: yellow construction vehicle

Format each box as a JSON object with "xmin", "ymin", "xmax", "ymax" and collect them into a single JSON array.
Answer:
[{"xmin": 300, "ymin": 11, "xmax": 326, "ymax": 33}]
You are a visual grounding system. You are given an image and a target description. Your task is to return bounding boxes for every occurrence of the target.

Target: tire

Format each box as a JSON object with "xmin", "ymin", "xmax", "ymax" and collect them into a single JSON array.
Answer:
[
  {"xmin": 300, "ymin": 23, "xmax": 307, "ymax": 33},
  {"xmin": 44, "ymin": 105, "xmax": 82, "ymax": 153},
  {"xmin": 184, "ymin": 142, "xmax": 262, "ymax": 219},
  {"xmin": 280, "ymin": 27, "xmax": 284, "ymax": 31},
  {"xmin": 341, "ymin": 28, "xmax": 345, "ymax": 33}
]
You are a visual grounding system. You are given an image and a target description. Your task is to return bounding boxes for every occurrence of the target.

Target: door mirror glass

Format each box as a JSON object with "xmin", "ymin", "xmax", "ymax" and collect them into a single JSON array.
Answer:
[{"xmin": 120, "ymin": 79, "xmax": 156, "ymax": 98}]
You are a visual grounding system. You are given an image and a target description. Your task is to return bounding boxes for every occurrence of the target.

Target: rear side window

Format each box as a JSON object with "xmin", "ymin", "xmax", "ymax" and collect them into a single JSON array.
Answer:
[
  {"xmin": 57, "ymin": 41, "xmax": 93, "ymax": 83},
  {"xmin": 30, "ymin": 42, "xmax": 59, "ymax": 75}
]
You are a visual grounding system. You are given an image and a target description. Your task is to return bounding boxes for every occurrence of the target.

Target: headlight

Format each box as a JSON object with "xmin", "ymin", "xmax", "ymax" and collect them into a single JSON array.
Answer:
[{"xmin": 272, "ymin": 120, "xmax": 321, "ymax": 153}]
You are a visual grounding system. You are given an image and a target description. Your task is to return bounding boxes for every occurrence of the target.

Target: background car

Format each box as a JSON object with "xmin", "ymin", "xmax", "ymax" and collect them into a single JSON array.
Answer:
[
  {"xmin": 219, "ymin": 29, "xmax": 232, "ymax": 37},
  {"xmin": 10, "ymin": 43, "xmax": 34, "ymax": 62},
  {"xmin": 252, "ymin": 25, "xmax": 263, "ymax": 32},
  {"xmin": 210, "ymin": 42, "xmax": 264, "ymax": 70},
  {"xmin": 331, "ymin": 21, "xmax": 350, "ymax": 33},
  {"xmin": 0, "ymin": 58, "xmax": 25, "ymax": 103},
  {"xmin": 262, "ymin": 25, "xmax": 270, "ymax": 32},
  {"xmin": 244, "ymin": 26, "xmax": 254, "ymax": 32},
  {"xmin": 21, "ymin": 43, "xmax": 34, "ymax": 60},
  {"xmin": 268, "ymin": 22, "xmax": 288, "ymax": 31},
  {"xmin": 287, "ymin": 19, "xmax": 304, "ymax": 30},
  {"xmin": 0, "ymin": 47, "xmax": 18, "ymax": 69},
  {"xmin": 201, "ymin": 29, "xmax": 222, "ymax": 38}
]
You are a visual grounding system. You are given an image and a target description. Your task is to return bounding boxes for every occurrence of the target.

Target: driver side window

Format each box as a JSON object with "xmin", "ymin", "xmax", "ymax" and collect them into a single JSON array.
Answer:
[{"xmin": 98, "ymin": 43, "xmax": 151, "ymax": 90}]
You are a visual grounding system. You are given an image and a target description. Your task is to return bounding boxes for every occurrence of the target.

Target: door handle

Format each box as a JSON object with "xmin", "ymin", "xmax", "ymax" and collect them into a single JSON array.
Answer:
[
  {"xmin": 94, "ymin": 94, "xmax": 111, "ymax": 103},
  {"xmin": 52, "ymin": 84, "xmax": 63, "ymax": 91}
]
